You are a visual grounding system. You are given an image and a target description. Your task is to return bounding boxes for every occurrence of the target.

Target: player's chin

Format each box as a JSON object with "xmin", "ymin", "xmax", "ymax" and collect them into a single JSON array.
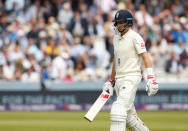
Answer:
[{"xmin": 117, "ymin": 29, "xmax": 123, "ymax": 32}]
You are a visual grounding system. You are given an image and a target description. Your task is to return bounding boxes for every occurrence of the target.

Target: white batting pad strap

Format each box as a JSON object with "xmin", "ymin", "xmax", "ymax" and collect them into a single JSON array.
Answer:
[
  {"xmin": 110, "ymin": 121, "xmax": 125, "ymax": 131},
  {"xmin": 127, "ymin": 114, "xmax": 149, "ymax": 131},
  {"xmin": 127, "ymin": 124, "xmax": 149, "ymax": 131},
  {"xmin": 146, "ymin": 68, "xmax": 154, "ymax": 76}
]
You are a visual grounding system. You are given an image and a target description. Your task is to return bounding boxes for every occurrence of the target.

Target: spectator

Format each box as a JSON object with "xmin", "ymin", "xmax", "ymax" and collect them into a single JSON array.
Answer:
[
  {"xmin": 45, "ymin": 37, "xmax": 59, "ymax": 59},
  {"xmin": 135, "ymin": 4, "xmax": 153, "ymax": 27},
  {"xmin": 69, "ymin": 11, "xmax": 88, "ymax": 37},
  {"xmin": 57, "ymin": 2, "xmax": 73, "ymax": 27},
  {"xmin": 180, "ymin": 49, "xmax": 188, "ymax": 68},
  {"xmin": 41, "ymin": 62, "xmax": 49, "ymax": 81},
  {"xmin": 94, "ymin": 0, "xmax": 116, "ymax": 14},
  {"xmin": 58, "ymin": 24, "xmax": 74, "ymax": 44},
  {"xmin": 9, "ymin": 40, "xmax": 24, "ymax": 62},
  {"xmin": 173, "ymin": 39, "xmax": 185, "ymax": 55},
  {"xmin": 62, "ymin": 65, "xmax": 74, "ymax": 82},
  {"xmin": 0, "ymin": 0, "xmax": 187, "ymax": 82},
  {"xmin": 50, "ymin": 53, "xmax": 66, "ymax": 81},
  {"xmin": 42, "ymin": 0, "xmax": 54, "ymax": 21},
  {"xmin": 14, "ymin": 60, "xmax": 23, "ymax": 80},
  {"xmin": 0, "ymin": 14, "xmax": 9, "ymax": 31},
  {"xmin": 26, "ymin": 0, "xmax": 41, "ymax": 20},
  {"xmin": 6, "ymin": 0, "xmax": 24, "ymax": 11},
  {"xmin": 171, "ymin": 23, "xmax": 186, "ymax": 44},
  {"xmin": 74, "ymin": 59, "xmax": 87, "ymax": 81},
  {"xmin": 70, "ymin": 37, "xmax": 86, "ymax": 60},
  {"xmin": 27, "ymin": 24, "xmax": 39, "ymax": 39},
  {"xmin": 2, "ymin": 61, "xmax": 15, "ymax": 80},
  {"xmin": 21, "ymin": 65, "xmax": 40, "ymax": 82},
  {"xmin": 165, "ymin": 51, "xmax": 183, "ymax": 74}
]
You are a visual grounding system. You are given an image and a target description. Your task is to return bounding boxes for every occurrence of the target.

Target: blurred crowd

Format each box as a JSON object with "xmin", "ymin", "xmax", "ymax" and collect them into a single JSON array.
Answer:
[{"xmin": 0, "ymin": 0, "xmax": 187, "ymax": 83}]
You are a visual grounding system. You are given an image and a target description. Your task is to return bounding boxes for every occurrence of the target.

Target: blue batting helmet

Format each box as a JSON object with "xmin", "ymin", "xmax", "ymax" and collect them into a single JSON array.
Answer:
[{"xmin": 113, "ymin": 10, "xmax": 133, "ymax": 26}]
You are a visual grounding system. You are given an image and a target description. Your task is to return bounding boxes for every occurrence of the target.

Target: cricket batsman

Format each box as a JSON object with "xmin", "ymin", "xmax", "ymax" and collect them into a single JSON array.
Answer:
[{"xmin": 103, "ymin": 10, "xmax": 159, "ymax": 131}]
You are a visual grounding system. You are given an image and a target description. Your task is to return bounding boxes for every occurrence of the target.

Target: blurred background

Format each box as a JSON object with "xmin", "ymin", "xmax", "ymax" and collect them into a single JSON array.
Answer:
[
  {"xmin": 0, "ymin": 0, "xmax": 187, "ymax": 82},
  {"xmin": 0, "ymin": 0, "xmax": 187, "ymax": 131}
]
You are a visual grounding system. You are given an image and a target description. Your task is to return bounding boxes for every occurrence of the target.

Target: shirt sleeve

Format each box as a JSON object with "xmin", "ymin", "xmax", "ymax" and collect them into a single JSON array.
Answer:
[
  {"xmin": 133, "ymin": 34, "xmax": 147, "ymax": 54},
  {"xmin": 113, "ymin": 35, "xmax": 117, "ymax": 55}
]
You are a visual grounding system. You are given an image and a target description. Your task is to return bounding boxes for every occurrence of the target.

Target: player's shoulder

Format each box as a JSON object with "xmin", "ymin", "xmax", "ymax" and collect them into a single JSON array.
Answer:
[
  {"xmin": 129, "ymin": 29, "xmax": 142, "ymax": 38},
  {"xmin": 129, "ymin": 29, "xmax": 144, "ymax": 42}
]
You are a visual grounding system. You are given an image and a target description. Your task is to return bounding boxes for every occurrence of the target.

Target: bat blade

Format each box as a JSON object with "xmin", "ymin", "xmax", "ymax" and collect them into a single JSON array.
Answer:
[{"xmin": 84, "ymin": 91, "xmax": 110, "ymax": 122}]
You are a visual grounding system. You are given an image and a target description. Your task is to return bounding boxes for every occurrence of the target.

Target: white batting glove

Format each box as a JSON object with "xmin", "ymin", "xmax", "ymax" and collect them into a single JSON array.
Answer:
[
  {"xmin": 103, "ymin": 81, "xmax": 114, "ymax": 96},
  {"xmin": 146, "ymin": 76, "xmax": 159, "ymax": 96}
]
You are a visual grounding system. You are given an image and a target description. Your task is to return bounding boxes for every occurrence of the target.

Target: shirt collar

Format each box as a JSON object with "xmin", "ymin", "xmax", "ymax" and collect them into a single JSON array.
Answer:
[{"xmin": 119, "ymin": 29, "xmax": 131, "ymax": 39}]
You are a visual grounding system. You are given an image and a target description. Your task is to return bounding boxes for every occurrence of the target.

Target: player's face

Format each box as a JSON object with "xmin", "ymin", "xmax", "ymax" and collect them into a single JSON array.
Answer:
[{"xmin": 116, "ymin": 22, "xmax": 126, "ymax": 32}]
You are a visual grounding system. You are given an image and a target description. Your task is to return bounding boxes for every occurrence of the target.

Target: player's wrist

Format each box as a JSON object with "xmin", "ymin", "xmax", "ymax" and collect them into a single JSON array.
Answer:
[
  {"xmin": 109, "ymin": 77, "xmax": 115, "ymax": 82},
  {"xmin": 109, "ymin": 77, "xmax": 115, "ymax": 87},
  {"xmin": 146, "ymin": 68, "xmax": 154, "ymax": 78}
]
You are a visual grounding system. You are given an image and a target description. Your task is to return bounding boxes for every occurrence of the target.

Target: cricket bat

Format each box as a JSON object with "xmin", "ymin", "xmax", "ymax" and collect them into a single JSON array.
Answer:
[{"xmin": 84, "ymin": 90, "xmax": 111, "ymax": 122}]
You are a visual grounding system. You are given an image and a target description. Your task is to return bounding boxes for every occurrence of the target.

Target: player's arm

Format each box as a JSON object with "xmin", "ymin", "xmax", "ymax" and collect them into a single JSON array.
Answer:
[
  {"xmin": 140, "ymin": 52, "xmax": 159, "ymax": 96},
  {"xmin": 102, "ymin": 60, "xmax": 116, "ymax": 96},
  {"xmin": 133, "ymin": 32, "xmax": 158, "ymax": 96},
  {"xmin": 110, "ymin": 60, "xmax": 116, "ymax": 86},
  {"xmin": 140, "ymin": 52, "xmax": 152, "ymax": 75}
]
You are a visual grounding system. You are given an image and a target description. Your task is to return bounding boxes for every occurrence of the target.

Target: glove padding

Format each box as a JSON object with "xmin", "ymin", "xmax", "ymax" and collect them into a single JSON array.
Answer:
[
  {"xmin": 146, "ymin": 76, "xmax": 159, "ymax": 96},
  {"xmin": 103, "ymin": 81, "xmax": 113, "ymax": 96}
]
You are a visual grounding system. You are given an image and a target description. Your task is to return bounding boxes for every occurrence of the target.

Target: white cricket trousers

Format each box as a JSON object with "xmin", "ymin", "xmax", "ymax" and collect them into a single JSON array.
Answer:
[{"xmin": 110, "ymin": 76, "xmax": 149, "ymax": 131}]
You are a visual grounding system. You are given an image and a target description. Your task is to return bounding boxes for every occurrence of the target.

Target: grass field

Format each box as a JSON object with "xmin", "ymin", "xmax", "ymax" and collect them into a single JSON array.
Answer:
[{"xmin": 0, "ymin": 111, "xmax": 187, "ymax": 131}]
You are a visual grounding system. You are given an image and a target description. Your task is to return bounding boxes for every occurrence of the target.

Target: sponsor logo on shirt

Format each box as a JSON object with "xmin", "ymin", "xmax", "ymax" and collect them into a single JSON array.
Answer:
[{"xmin": 141, "ymin": 43, "xmax": 145, "ymax": 48}]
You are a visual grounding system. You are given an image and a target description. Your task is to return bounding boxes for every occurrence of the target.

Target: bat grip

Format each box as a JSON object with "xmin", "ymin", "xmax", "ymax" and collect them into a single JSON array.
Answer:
[{"xmin": 109, "ymin": 78, "xmax": 115, "ymax": 87}]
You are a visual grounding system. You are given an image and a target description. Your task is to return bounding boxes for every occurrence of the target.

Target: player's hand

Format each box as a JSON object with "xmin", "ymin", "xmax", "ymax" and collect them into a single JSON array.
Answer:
[
  {"xmin": 103, "ymin": 81, "xmax": 114, "ymax": 96},
  {"xmin": 146, "ymin": 76, "xmax": 159, "ymax": 96}
]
